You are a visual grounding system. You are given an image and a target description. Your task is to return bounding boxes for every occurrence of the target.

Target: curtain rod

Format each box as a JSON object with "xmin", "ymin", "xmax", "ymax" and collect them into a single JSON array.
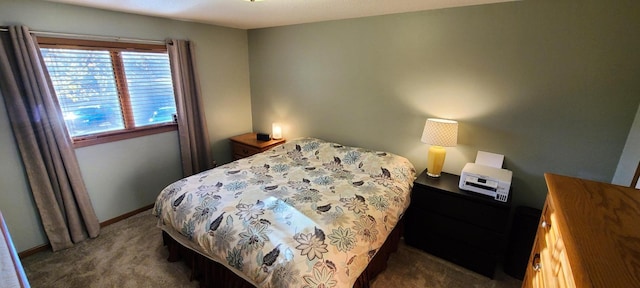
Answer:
[{"xmin": 0, "ymin": 27, "xmax": 166, "ymax": 45}]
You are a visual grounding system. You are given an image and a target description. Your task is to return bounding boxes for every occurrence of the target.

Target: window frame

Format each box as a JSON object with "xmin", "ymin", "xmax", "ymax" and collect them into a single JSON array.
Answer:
[{"xmin": 38, "ymin": 37, "xmax": 177, "ymax": 148}]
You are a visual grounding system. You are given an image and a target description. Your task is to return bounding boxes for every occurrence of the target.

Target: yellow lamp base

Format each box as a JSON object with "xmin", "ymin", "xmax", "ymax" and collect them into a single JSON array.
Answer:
[{"xmin": 427, "ymin": 145, "xmax": 447, "ymax": 177}]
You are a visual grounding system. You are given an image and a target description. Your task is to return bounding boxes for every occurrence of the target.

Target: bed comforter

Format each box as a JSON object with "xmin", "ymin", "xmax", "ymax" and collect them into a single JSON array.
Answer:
[{"xmin": 153, "ymin": 138, "xmax": 415, "ymax": 287}]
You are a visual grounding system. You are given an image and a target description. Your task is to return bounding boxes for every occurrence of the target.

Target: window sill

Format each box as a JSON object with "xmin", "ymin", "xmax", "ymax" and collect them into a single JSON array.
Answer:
[{"xmin": 72, "ymin": 124, "xmax": 178, "ymax": 148}]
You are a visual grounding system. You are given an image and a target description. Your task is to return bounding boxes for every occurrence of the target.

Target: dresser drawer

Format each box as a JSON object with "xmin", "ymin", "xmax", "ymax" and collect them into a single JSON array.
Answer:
[
  {"xmin": 542, "ymin": 202, "xmax": 575, "ymax": 288},
  {"xmin": 523, "ymin": 236, "xmax": 544, "ymax": 288},
  {"xmin": 525, "ymin": 197, "xmax": 576, "ymax": 288},
  {"xmin": 540, "ymin": 199, "xmax": 558, "ymax": 256}
]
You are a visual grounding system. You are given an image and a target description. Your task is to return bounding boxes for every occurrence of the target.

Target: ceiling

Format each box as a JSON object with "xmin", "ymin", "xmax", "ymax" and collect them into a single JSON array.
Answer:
[{"xmin": 44, "ymin": 0, "xmax": 517, "ymax": 30}]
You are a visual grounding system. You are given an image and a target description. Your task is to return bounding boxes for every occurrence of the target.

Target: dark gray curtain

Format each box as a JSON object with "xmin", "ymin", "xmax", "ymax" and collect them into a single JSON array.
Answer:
[
  {"xmin": 0, "ymin": 26, "xmax": 100, "ymax": 251},
  {"xmin": 167, "ymin": 39, "xmax": 213, "ymax": 176}
]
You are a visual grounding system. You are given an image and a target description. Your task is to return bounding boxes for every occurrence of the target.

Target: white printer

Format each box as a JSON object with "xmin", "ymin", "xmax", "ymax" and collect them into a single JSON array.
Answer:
[{"xmin": 459, "ymin": 162, "xmax": 512, "ymax": 202}]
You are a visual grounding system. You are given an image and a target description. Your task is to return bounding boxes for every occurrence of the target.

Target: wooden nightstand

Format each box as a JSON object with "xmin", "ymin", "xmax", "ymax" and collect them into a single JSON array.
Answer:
[
  {"xmin": 403, "ymin": 169, "xmax": 512, "ymax": 278},
  {"xmin": 229, "ymin": 133, "xmax": 286, "ymax": 160}
]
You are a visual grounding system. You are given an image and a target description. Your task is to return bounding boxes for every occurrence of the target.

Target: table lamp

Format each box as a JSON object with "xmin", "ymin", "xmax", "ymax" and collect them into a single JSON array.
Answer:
[
  {"xmin": 421, "ymin": 118, "xmax": 458, "ymax": 177},
  {"xmin": 272, "ymin": 123, "xmax": 283, "ymax": 140}
]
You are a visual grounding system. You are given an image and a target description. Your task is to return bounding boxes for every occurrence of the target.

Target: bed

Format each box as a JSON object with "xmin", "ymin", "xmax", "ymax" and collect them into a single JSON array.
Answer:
[{"xmin": 153, "ymin": 137, "xmax": 416, "ymax": 287}]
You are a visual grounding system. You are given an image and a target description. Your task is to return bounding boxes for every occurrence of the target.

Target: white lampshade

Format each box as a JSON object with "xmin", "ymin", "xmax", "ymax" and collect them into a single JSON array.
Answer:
[
  {"xmin": 272, "ymin": 123, "xmax": 283, "ymax": 139},
  {"xmin": 421, "ymin": 118, "xmax": 458, "ymax": 177},
  {"xmin": 421, "ymin": 118, "xmax": 458, "ymax": 147}
]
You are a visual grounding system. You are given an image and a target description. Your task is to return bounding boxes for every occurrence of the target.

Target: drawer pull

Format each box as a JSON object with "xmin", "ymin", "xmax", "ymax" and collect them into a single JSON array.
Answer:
[
  {"xmin": 532, "ymin": 253, "xmax": 542, "ymax": 271},
  {"xmin": 541, "ymin": 220, "xmax": 550, "ymax": 228}
]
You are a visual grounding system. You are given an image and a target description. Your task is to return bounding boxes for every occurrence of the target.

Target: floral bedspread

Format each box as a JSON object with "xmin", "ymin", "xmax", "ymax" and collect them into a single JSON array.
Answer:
[{"xmin": 153, "ymin": 138, "xmax": 416, "ymax": 287}]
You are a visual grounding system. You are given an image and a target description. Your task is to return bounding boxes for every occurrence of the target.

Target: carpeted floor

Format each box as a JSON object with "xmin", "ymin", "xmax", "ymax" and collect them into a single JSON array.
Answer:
[{"xmin": 21, "ymin": 210, "xmax": 522, "ymax": 288}]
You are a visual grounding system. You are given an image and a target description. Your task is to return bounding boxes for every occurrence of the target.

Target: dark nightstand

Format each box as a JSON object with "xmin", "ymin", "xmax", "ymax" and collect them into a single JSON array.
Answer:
[
  {"xmin": 229, "ymin": 133, "xmax": 286, "ymax": 160},
  {"xmin": 404, "ymin": 169, "xmax": 512, "ymax": 278}
]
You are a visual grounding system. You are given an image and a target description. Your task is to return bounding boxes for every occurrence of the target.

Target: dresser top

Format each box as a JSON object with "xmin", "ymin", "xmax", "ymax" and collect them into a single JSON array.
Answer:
[{"xmin": 545, "ymin": 173, "xmax": 640, "ymax": 287}]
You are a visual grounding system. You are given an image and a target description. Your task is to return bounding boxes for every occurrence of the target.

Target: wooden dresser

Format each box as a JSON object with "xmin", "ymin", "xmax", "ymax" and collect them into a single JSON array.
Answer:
[
  {"xmin": 229, "ymin": 133, "xmax": 286, "ymax": 160},
  {"xmin": 522, "ymin": 173, "xmax": 640, "ymax": 287}
]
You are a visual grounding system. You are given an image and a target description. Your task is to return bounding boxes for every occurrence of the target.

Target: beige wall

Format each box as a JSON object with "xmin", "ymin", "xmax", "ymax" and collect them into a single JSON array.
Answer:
[
  {"xmin": 248, "ymin": 0, "xmax": 640, "ymax": 209},
  {"xmin": 0, "ymin": 0, "xmax": 252, "ymax": 251}
]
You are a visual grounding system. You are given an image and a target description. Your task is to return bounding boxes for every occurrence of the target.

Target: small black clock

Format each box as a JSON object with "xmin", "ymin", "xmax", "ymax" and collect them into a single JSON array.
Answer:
[{"xmin": 256, "ymin": 133, "xmax": 271, "ymax": 141}]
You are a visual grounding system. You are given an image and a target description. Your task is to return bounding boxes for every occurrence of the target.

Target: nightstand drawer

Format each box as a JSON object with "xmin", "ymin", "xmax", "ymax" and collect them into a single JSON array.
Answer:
[
  {"xmin": 406, "ymin": 229, "xmax": 500, "ymax": 278},
  {"xmin": 232, "ymin": 143, "xmax": 261, "ymax": 158},
  {"xmin": 412, "ymin": 186, "xmax": 510, "ymax": 232},
  {"xmin": 407, "ymin": 211, "xmax": 505, "ymax": 254}
]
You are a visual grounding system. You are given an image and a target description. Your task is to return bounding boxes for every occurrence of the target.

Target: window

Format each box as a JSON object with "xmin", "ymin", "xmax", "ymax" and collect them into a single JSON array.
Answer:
[{"xmin": 38, "ymin": 37, "xmax": 177, "ymax": 147}]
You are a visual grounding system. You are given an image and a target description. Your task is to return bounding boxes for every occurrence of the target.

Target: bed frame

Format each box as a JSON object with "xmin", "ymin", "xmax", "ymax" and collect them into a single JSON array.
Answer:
[{"xmin": 162, "ymin": 218, "xmax": 404, "ymax": 288}]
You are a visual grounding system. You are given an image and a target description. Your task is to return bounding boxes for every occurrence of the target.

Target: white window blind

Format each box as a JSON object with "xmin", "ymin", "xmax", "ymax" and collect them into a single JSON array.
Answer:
[
  {"xmin": 121, "ymin": 52, "xmax": 176, "ymax": 127},
  {"xmin": 40, "ymin": 46, "xmax": 177, "ymax": 138}
]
